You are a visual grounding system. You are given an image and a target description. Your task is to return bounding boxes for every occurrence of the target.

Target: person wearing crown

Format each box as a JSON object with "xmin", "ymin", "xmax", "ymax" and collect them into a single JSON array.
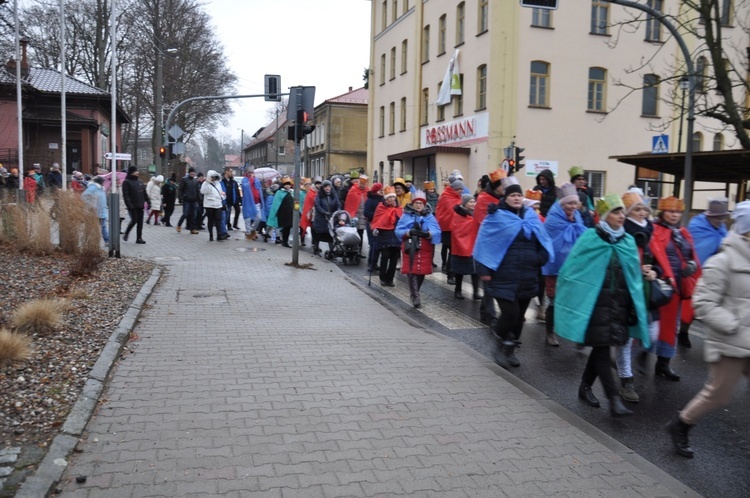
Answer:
[
  {"xmin": 569, "ymin": 166, "xmax": 597, "ymax": 227},
  {"xmin": 473, "ymin": 176, "xmax": 553, "ymax": 369},
  {"xmin": 396, "ymin": 190, "xmax": 441, "ymax": 308},
  {"xmin": 475, "ymin": 168, "xmax": 507, "ymax": 227},
  {"xmin": 393, "ymin": 177, "xmax": 412, "ymax": 208},
  {"xmin": 371, "ymin": 186, "xmax": 404, "ymax": 287},
  {"xmin": 542, "ymin": 183, "xmax": 587, "ymax": 347},
  {"xmin": 555, "ymin": 194, "xmax": 650, "ymax": 417},
  {"xmin": 647, "ymin": 196, "xmax": 701, "ymax": 382}
]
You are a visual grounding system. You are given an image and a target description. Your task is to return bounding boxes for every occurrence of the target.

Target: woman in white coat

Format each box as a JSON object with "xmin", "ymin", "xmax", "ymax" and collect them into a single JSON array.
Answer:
[
  {"xmin": 667, "ymin": 201, "xmax": 750, "ymax": 458},
  {"xmin": 200, "ymin": 170, "xmax": 226, "ymax": 241},
  {"xmin": 146, "ymin": 175, "xmax": 164, "ymax": 225}
]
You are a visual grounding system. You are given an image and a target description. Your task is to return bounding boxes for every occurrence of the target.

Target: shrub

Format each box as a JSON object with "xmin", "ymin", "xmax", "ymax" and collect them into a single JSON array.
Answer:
[
  {"xmin": 0, "ymin": 328, "xmax": 33, "ymax": 365},
  {"xmin": 54, "ymin": 190, "xmax": 85, "ymax": 254},
  {"xmin": 0, "ymin": 203, "xmax": 30, "ymax": 246},
  {"xmin": 11, "ymin": 299, "xmax": 64, "ymax": 335},
  {"xmin": 27, "ymin": 204, "xmax": 55, "ymax": 255}
]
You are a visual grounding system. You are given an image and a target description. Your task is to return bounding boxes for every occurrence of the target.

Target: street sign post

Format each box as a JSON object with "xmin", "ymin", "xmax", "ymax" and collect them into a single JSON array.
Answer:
[{"xmin": 104, "ymin": 152, "xmax": 132, "ymax": 161}]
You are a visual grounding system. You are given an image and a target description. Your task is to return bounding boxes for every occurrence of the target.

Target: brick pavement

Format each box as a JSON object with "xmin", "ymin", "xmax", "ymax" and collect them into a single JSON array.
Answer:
[{"xmin": 51, "ymin": 221, "xmax": 697, "ymax": 497}]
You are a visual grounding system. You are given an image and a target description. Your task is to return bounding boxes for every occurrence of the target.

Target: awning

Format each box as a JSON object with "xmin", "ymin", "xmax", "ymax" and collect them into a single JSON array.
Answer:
[
  {"xmin": 388, "ymin": 145, "xmax": 470, "ymax": 161},
  {"xmin": 610, "ymin": 149, "xmax": 750, "ymax": 184}
]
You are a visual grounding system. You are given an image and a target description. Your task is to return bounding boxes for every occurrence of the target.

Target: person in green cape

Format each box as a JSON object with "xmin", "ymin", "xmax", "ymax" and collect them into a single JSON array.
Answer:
[{"xmin": 554, "ymin": 193, "xmax": 650, "ymax": 417}]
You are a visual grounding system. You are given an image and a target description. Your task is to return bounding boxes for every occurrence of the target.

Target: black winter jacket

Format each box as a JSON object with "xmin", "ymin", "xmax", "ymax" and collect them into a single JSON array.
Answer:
[
  {"xmin": 532, "ymin": 169, "xmax": 559, "ymax": 217},
  {"xmin": 179, "ymin": 175, "xmax": 200, "ymax": 202},
  {"xmin": 584, "ymin": 227, "xmax": 636, "ymax": 347},
  {"xmin": 363, "ymin": 192, "xmax": 383, "ymax": 222},
  {"xmin": 313, "ymin": 190, "xmax": 341, "ymax": 233},
  {"xmin": 122, "ymin": 174, "xmax": 146, "ymax": 210}
]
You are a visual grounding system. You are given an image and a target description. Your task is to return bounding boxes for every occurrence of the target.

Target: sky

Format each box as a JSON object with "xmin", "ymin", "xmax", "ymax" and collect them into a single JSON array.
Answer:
[{"xmin": 201, "ymin": 0, "xmax": 372, "ymax": 146}]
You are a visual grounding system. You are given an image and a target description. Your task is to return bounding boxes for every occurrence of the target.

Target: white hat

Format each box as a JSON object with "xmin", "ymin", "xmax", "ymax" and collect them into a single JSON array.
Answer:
[
  {"xmin": 155, "ymin": 175, "xmax": 164, "ymax": 183},
  {"xmin": 731, "ymin": 201, "xmax": 750, "ymax": 235}
]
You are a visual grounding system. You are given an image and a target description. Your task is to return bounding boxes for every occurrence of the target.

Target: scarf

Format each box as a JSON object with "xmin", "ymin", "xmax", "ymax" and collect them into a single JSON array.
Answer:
[{"xmin": 598, "ymin": 220, "xmax": 625, "ymax": 243}]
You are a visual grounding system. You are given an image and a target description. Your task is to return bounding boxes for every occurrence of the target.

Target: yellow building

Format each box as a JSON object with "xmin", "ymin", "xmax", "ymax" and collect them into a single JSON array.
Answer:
[{"xmin": 368, "ymin": 1, "xmax": 747, "ymax": 206}]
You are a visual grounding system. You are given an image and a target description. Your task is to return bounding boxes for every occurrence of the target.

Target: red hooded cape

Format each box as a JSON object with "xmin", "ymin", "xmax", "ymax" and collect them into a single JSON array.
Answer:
[
  {"xmin": 371, "ymin": 203, "xmax": 403, "ymax": 230},
  {"xmin": 474, "ymin": 191, "xmax": 498, "ymax": 228},
  {"xmin": 344, "ymin": 185, "xmax": 367, "ymax": 217},
  {"xmin": 435, "ymin": 188, "xmax": 461, "ymax": 231},
  {"xmin": 300, "ymin": 188, "xmax": 317, "ymax": 232},
  {"xmin": 451, "ymin": 208, "xmax": 478, "ymax": 257}
]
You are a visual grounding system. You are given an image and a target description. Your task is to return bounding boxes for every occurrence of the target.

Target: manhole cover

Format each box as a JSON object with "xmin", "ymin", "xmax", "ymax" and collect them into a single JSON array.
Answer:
[
  {"xmin": 176, "ymin": 289, "xmax": 229, "ymax": 304},
  {"xmin": 153, "ymin": 256, "xmax": 183, "ymax": 261},
  {"xmin": 235, "ymin": 247, "xmax": 267, "ymax": 252}
]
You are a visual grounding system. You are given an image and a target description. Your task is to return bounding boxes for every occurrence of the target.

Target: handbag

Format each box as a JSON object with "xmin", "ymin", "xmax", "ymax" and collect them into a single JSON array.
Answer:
[{"xmin": 650, "ymin": 277, "xmax": 674, "ymax": 308}]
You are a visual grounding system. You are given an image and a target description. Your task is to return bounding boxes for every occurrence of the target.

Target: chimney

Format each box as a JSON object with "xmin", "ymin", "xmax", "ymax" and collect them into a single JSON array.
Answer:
[
  {"xmin": 349, "ymin": 86, "xmax": 353, "ymax": 92},
  {"xmin": 6, "ymin": 37, "xmax": 31, "ymax": 78}
]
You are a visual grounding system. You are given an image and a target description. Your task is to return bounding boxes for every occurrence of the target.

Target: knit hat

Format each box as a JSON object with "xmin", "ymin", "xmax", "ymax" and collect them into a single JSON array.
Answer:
[
  {"xmin": 0, "ymin": 166, "xmax": 7, "ymax": 178},
  {"xmin": 705, "ymin": 197, "xmax": 730, "ymax": 218},
  {"xmin": 558, "ymin": 182, "xmax": 579, "ymax": 205},
  {"xmin": 451, "ymin": 169, "xmax": 464, "ymax": 181},
  {"xmin": 188, "ymin": 166, "xmax": 195, "ymax": 173},
  {"xmin": 505, "ymin": 184, "xmax": 523, "ymax": 197},
  {"xmin": 447, "ymin": 175, "xmax": 457, "ymax": 185},
  {"xmin": 313, "ymin": 176, "xmax": 323, "ymax": 184},
  {"xmin": 596, "ymin": 193, "xmax": 625, "ymax": 219},
  {"xmin": 321, "ymin": 180, "xmax": 332, "ymax": 188},
  {"xmin": 127, "ymin": 165, "xmax": 138, "ymax": 174},
  {"xmin": 424, "ymin": 180, "xmax": 436, "ymax": 190},
  {"xmin": 370, "ymin": 182, "xmax": 383, "ymax": 194},
  {"xmin": 461, "ymin": 194, "xmax": 474, "ymax": 206},
  {"xmin": 731, "ymin": 200, "xmax": 750, "ymax": 234},
  {"xmin": 450, "ymin": 179, "xmax": 465, "ymax": 191},
  {"xmin": 569, "ymin": 166, "xmax": 585, "ymax": 181},
  {"xmin": 657, "ymin": 196, "xmax": 685, "ymax": 212},
  {"xmin": 154, "ymin": 175, "xmax": 164, "ymax": 183},
  {"xmin": 411, "ymin": 190, "xmax": 427, "ymax": 203},
  {"xmin": 622, "ymin": 187, "xmax": 650, "ymax": 216},
  {"xmin": 51, "ymin": 163, "xmax": 60, "ymax": 171},
  {"xmin": 383, "ymin": 186, "xmax": 397, "ymax": 198}
]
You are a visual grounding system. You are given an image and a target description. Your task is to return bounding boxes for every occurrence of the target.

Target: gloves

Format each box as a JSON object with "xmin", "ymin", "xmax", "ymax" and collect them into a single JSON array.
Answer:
[
  {"xmin": 681, "ymin": 260, "xmax": 698, "ymax": 277},
  {"xmin": 409, "ymin": 228, "xmax": 430, "ymax": 238}
]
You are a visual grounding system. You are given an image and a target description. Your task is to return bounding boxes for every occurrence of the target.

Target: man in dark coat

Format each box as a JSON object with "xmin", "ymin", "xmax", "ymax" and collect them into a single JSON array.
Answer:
[
  {"xmin": 122, "ymin": 166, "xmax": 147, "ymax": 243},
  {"xmin": 222, "ymin": 167, "xmax": 242, "ymax": 230},
  {"xmin": 47, "ymin": 163, "xmax": 63, "ymax": 191},
  {"xmin": 177, "ymin": 167, "xmax": 200, "ymax": 233},
  {"xmin": 532, "ymin": 169, "xmax": 560, "ymax": 217}
]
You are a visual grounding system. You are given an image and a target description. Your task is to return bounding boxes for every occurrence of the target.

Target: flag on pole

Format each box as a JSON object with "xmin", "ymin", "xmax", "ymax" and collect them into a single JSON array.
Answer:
[{"xmin": 436, "ymin": 49, "xmax": 461, "ymax": 106}]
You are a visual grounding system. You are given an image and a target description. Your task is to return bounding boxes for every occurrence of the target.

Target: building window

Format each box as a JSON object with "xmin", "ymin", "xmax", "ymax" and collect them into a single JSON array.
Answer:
[
  {"xmin": 696, "ymin": 56, "xmax": 707, "ymax": 93},
  {"xmin": 403, "ymin": 0, "xmax": 409, "ymax": 14},
  {"xmin": 478, "ymin": 0, "xmax": 489, "ymax": 33},
  {"xmin": 645, "ymin": 0, "xmax": 662, "ymax": 42},
  {"xmin": 380, "ymin": 54, "xmax": 386, "ymax": 85},
  {"xmin": 390, "ymin": 47, "xmax": 396, "ymax": 80},
  {"xmin": 379, "ymin": 106, "xmax": 385, "ymax": 137},
  {"xmin": 401, "ymin": 40, "xmax": 408, "ymax": 74},
  {"xmin": 721, "ymin": 0, "xmax": 733, "ymax": 25},
  {"xmin": 456, "ymin": 2, "xmax": 465, "ymax": 46},
  {"xmin": 400, "ymin": 97, "xmax": 407, "ymax": 131},
  {"xmin": 713, "ymin": 133, "xmax": 724, "ymax": 151},
  {"xmin": 389, "ymin": 102, "xmax": 395, "ymax": 135},
  {"xmin": 382, "ymin": 1, "xmax": 387, "ymax": 31},
  {"xmin": 586, "ymin": 171, "xmax": 606, "ymax": 198},
  {"xmin": 642, "ymin": 73, "xmax": 659, "ymax": 116},
  {"xmin": 422, "ymin": 25, "xmax": 430, "ymax": 62},
  {"xmin": 591, "ymin": 1, "xmax": 609, "ymax": 35},
  {"xmin": 437, "ymin": 82, "xmax": 445, "ymax": 121},
  {"xmin": 392, "ymin": 0, "xmax": 398, "ymax": 22},
  {"xmin": 477, "ymin": 64, "xmax": 487, "ymax": 110},
  {"xmin": 278, "ymin": 146, "xmax": 285, "ymax": 156},
  {"xmin": 530, "ymin": 61, "xmax": 550, "ymax": 107},
  {"xmin": 693, "ymin": 132, "xmax": 703, "ymax": 152},
  {"xmin": 438, "ymin": 15, "xmax": 447, "ymax": 55},
  {"xmin": 532, "ymin": 8, "xmax": 552, "ymax": 28},
  {"xmin": 453, "ymin": 74, "xmax": 464, "ymax": 116},
  {"xmin": 421, "ymin": 88, "xmax": 429, "ymax": 125},
  {"xmin": 588, "ymin": 67, "xmax": 607, "ymax": 112}
]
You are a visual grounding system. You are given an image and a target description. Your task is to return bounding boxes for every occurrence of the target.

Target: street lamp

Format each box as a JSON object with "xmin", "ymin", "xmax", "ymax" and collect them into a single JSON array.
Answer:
[
  {"xmin": 677, "ymin": 75, "xmax": 689, "ymax": 153},
  {"xmin": 154, "ymin": 43, "xmax": 177, "ymax": 176}
]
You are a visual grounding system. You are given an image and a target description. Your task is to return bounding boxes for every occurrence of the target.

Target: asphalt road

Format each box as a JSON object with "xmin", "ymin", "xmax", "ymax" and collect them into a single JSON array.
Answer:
[{"xmin": 336, "ymin": 257, "xmax": 749, "ymax": 498}]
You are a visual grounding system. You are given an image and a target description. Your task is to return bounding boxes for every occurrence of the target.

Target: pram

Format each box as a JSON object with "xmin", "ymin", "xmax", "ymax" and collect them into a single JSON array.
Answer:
[{"xmin": 325, "ymin": 210, "xmax": 362, "ymax": 265}]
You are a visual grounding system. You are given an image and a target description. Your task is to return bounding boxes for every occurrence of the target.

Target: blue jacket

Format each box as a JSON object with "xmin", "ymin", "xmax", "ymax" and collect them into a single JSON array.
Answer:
[
  {"xmin": 82, "ymin": 182, "xmax": 108, "ymax": 220},
  {"xmin": 687, "ymin": 213, "xmax": 727, "ymax": 265},
  {"xmin": 241, "ymin": 176, "xmax": 266, "ymax": 221}
]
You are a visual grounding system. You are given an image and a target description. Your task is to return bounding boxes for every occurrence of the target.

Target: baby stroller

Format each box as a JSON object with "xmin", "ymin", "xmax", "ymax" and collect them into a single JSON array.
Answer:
[{"xmin": 325, "ymin": 210, "xmax": 362, "ymax": 265}]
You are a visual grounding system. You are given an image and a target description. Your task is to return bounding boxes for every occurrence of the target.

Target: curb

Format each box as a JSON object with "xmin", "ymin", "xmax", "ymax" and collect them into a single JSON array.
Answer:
[{"xmin": 15, "ymin": 267, "xmax": 162, "ymax": 498}]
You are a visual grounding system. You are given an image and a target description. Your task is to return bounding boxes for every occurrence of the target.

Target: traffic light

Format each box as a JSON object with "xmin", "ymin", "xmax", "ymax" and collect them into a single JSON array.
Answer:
[
  {"xmin": 507, "ymin": 158, "xmax": 516, "ymax": 173},
  {"xmin": 288, "ymin": 109, "xmax": 316, "ymax": 144},
  {"xmin": 264, "ymin": 74, "xmax": 281, "ymax": 102},
  {"xmin": 159, "ymin": 146, "xmax": 166, "ymax": 159},
  {"xmin": 514, "ymin": 146, "xmax": 525, "ymax": 172}
]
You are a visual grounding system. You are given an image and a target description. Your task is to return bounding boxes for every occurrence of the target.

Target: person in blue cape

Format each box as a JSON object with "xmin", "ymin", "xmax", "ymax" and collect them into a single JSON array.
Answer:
[
  {"xmin": 679, "ymin": 198, "xmax": 730, "ymax": 347},
  {"xmin": 473, "ymin": 178, "xmax": 553, "ymax": 369},
  {"xmin": 554, "ymin": 194, "xmax": 650, "ymax": 418},
  {"xmin": 241, "ymin": 167, "xmax": 267, "ymax": 240},
  {"xmin": 542, "ymin": 183, "xmax": 587, "ymax": 347},
  {"xmin": 395, "ymin": 190, "xmax": 441, "ymax": 308}
]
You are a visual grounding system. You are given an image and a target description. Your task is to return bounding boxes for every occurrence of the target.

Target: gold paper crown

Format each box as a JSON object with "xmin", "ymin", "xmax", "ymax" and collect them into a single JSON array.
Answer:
[
  {"xmin": 622, "ymin": 192, "xmax": 646, "ymax": 211},
  {"xmin": 569, "ymin": 166, "xmax": 585, "ymax": 179},
  {"xmin": 657, "ymin": 196, "xmax": 685, "ymax": 212},
  {"xmin": 302, "ymin": 177, "xmax": 312, "ymax": 185},
  {"xmin": 489, "ymin": 168, "xmax": 507, "ymax": 183},
  {"xmin": 525, "ymin": 189, "xmax": 542, "ymax": 201},
  {"xmin": 423, "ymin": 180, "xmax": 435, "ymax": 189},
  {"xmin": 596, "ymin": 193, "xmax": 625, "ymax": 218},
  {"xmin": 384, "ymin": 186, "xmax": 397, "ymax": 197}
]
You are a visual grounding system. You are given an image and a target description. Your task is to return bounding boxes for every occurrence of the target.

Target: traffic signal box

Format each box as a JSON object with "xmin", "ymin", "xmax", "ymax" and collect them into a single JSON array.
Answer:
[{"xmin": 287, "ymin": 110, "xmax": 316, "ymax": 143}]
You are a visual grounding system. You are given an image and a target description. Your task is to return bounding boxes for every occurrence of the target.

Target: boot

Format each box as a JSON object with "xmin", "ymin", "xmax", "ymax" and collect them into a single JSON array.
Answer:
[
  {"xmin": 666, "ymin": 415, "xmax": 695, "ymax": 458},
  {"xmin": 544, "ymin": 306, "xmax": 559, "ymax": 346},
  {"xmin": 655, "ymin": 356, "xmax": 680, "ymax": 381},
  {"xmin": 447, "ymin": 275, "xmax": 456, "ymax": 285},
  {"xmin": 636, "ymin": 350, "xmax": 649, "ymax": 375},
  {"xmin": 472, "ymin": 290, "xmax": 481, "ymax": 301},
  {"xmin": 578, "ymin": 383, "xmax": 600, "ymax": 408},
  {"xmin": 678, "ymin": 330, "xmax": 692, "ymax": 348},
  {"xmin": 503, "ymin": 341, "xmax": 520, "ymax": 367},
  {"xmin": 492, "ymin": 344, "xmax": 509, "ymax": 369},
  {"xmin": 609, "ymin": 396, "xmax": 634, "ymax": 418},
  {"xmin": 409, "ymin": 275, "xmax": 421, "ymax": 308},
  {"xmin": 619, "ymin": 377, "xmax": 639, "ymax": 403},
  {"xmin": 454, "ymin": 278, "xmax": 465, "ymax": 300}
]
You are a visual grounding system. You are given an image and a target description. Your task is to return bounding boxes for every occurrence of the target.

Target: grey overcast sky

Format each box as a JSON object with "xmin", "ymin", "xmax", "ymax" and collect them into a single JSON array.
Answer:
[{"xmin": 202, "ymin": 0, "xmax": 372, "ymax": 145}]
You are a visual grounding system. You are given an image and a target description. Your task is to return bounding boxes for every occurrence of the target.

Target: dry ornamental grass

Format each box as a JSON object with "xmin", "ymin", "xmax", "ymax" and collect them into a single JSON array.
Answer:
[
  {"xmin": 0, "ymin": 329, "xmax": 33, "ymax": 366},
  {"xmin": 10, "ymin": 299, "xmax": 64, "ymax": 336}
]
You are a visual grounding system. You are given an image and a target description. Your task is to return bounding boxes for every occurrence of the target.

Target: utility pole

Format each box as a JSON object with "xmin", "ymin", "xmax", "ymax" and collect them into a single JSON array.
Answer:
[{"xmin": 291, "ymin": 88, "xmax": 303, "ymax": 266}]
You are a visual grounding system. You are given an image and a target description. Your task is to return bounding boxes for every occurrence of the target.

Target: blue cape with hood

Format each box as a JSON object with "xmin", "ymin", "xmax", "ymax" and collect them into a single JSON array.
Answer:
[
  {"xmin": 472, "ymin": 205, "xmax": 554, "ymax": 271},
  {"xmin": 395, "ymin": 204, "xmax": 442, "ymax": 245},
  {"xmin": 687, "ymin": 213, "xmax": 727, "ymax": 265},
  {"xmin": 241, "ymin": 176, "xmax": 267, "ymax": 222},
  {"xmin": 542, "ymin": 202, "xmax": 587, "ymax": 276}
]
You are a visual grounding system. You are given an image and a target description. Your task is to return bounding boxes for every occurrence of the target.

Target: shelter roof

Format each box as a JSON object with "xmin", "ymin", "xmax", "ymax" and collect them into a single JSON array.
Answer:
[{"xmin": 610, "ymin": 149, "xmax": 750, "ymax": 184}]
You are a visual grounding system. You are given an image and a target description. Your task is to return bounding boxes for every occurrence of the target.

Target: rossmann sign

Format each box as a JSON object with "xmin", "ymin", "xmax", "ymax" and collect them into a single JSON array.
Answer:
[{"xmin": 421, "ymin": 113, "xmax": 488, "ymax": 148}]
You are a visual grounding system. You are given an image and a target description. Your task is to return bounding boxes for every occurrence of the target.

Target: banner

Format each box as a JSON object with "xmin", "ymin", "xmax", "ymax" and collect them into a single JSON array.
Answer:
[{"xmin": 436, "ymin": 49, "xmax": 461, "ymax": 106}]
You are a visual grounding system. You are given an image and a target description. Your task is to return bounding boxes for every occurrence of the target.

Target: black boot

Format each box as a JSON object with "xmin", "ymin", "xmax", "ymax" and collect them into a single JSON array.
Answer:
[
  {"xmin": 636, "ymin": 350, "xmax": 649, "ymax": 375},
  {"xmin": 578, "ymin": 383, "xmax": 600, "ymax": 408},
  {"xmin": 409, "ymin": 275, "xmax": 421, "ymax": 308},
  {"xmin": 678, "ymin": 330, "xmax": 692, "ymax": 348},
  {"xmin": 655, "ymin": 356, "xmax": 680, "ymax": 381},
  {"xmin": 609, "ymin": 396, "xmax": 634, "ymax": 418},
  {"xmin": 666, "ymin": 415, "xmax": 695, "ymax": 458},
  {"xmin": 503, "ymin": 341, "xmax": 520, "ymax": 367},
  {"xmin": 454, "ymin": 277, "xmax": 464, "ymax": 300}
]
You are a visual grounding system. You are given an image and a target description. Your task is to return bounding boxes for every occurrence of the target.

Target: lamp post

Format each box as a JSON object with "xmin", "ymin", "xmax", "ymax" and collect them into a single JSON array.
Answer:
[
  {"xmin": 677, "ymin": 75, "xmax": 689, "ymax": 153},
  {"xmin": 154, "ymin": 43, "xmax": 176, "ymax": 177}
]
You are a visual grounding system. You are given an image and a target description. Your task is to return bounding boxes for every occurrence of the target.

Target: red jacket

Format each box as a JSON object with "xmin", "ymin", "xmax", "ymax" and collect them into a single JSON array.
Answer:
[
  {"xmin": 344, "ymin": 185, "xmax": 367, "ymax": 217},
  {"xmin": 300, "ymin": 188, "xmax": 317, "ymax": 232},
  {"xmin": 371, "ymin": 203, "xmax": 403, "ymax": 230},
  {"xmin": 451, "ymin": 207, "xmax": 478, "ymax": 257},
  {"xmin": 435, "ymin": 188, "xmax": 461, "ymax": 231}
]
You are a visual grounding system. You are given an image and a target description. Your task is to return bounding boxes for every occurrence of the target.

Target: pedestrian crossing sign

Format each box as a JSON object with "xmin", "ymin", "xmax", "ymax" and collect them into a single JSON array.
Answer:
[{"xmin": 652, "ymin": 135, "xmax": 669, "ymax": 154}]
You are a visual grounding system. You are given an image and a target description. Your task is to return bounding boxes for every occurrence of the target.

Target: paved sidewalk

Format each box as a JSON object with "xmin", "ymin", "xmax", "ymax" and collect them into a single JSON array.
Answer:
[{"xmin": 50, "ymin": 222, "xmax": 695, "ymax": 497}]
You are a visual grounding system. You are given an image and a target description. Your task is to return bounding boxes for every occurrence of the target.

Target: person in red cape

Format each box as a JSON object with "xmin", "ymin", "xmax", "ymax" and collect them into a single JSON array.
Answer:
[
  {"xmin": 648, "ymin": 196, "xmax": 701, "ymax": 382},
  {"xmin": 451, "ymin": 194, "xmax": 480, "ymax": 300},
  {"xmin": 475, "ymin": 168, "xmax": 507, "ymax": 227},
  {"xmin": 300, "ymin": 177, "xmax": 319, "ymax": 249},
  {"xmin": 344, "ymin": 175, "xmax": 369, "ymax": 256},
  {"xmin": 23, "ymin": 169, "xmax": 37, "ymax": 204},
  {"xmin": 435, "ymin": 178, "xmax": 464, "ymax": 283},
  {"xmin": 371, "ymin": 187, "xmax": 403, "ymax": 287}
]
